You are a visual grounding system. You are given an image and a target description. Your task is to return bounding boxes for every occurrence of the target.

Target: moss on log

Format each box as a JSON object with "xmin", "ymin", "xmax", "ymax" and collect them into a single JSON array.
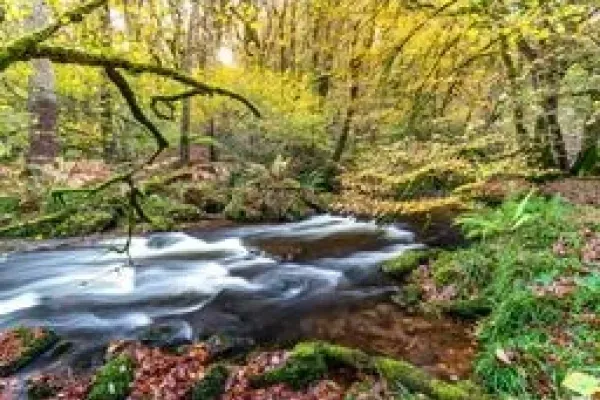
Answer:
[
  {"xmin": 251, "ymin": 342, "xmax": 491, "ymax": 399},
  {"xmin": 375, "ymin": 357, "xmax": 490, "ymax": 400}
]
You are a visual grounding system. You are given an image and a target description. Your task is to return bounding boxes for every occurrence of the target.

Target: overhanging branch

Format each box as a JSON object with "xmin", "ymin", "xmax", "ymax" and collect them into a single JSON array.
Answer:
[
  {"xmin": 104, "ymin": 66, "xmax": 169, "ymax": 162},
  {"xmin": 151, "ymin": 89, "xmax": 206, "ymax": 120},
  {"xmin": 17, "ymin": 45, "xmax": 261, "ymax": 117},
  {"xmin": 0, "ymin": 0, "xmax": 108, "ymax": 70}
]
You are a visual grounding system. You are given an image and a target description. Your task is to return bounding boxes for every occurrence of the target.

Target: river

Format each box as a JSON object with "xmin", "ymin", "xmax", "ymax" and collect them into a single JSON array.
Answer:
[{"xmin": 0, "ymin": 215, "xmax": 473, "ymax": 379}]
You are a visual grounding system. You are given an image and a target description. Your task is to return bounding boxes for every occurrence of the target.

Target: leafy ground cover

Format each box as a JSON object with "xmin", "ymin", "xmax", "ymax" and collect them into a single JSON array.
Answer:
[
  {"xmin": 1, "ymin": 337, "xmax": 490, "ymax": 400},
  {"xmin": 387, "ymin": 193, "xmax": 600, "ymax": 398},
  {"xmin": 0, "ymin": 327, "xmax": 58, "ymax": 377}
]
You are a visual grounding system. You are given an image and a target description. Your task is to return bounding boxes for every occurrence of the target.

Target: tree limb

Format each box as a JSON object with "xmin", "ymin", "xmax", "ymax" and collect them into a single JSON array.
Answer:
[
  {"xmin": 104, "ymin": 66, "xmax": 168, "ymax": 163},
  {"xmin": 150, "ymin": 89, "xmax": 207, "ymax": 120},
  {"xmin": 0, "ymin": 0, "xmax": 108, "ymax": 70},
  {"xmin": 14, "ymin": 45, "xmax": 261, "ymax": 117}
]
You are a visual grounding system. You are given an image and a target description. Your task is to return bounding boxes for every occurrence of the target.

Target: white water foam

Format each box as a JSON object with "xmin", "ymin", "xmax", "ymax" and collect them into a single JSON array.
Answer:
[
  {"xmin": 99, "ymin": 233, "xmax": 247, "ymax": 261},
  {"xmin": 0, "ymin": 292, "xmax": 41, "ymax": 315}
]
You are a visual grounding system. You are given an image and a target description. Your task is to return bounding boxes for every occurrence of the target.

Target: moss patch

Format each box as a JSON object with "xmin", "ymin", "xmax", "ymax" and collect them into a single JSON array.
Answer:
[
  {"xmin": 0, "ymin": 327, "xmax": 58, "ymax": 377},
  {"xmin": 190, "ymin": 365, "xmax": 230, "ymax": 400},
  {"xmin": 86, "ymin": 355, "xmax": 135, "ymax": 400},
  {"xmin": 382, "ymin": 248, "xmax": 433, "ymax": 277}
]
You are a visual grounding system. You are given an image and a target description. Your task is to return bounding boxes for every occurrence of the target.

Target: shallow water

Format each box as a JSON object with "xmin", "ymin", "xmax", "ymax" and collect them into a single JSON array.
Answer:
[{"xmin": 0, "ymin": 215, "xmax": 473, "ymax": 378}]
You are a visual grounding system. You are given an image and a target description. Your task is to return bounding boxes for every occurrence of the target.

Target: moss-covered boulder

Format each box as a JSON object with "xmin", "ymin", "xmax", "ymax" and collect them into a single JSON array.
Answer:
[
  {"xmin": 251, "ymin": 342, "xmax": 489, "ymax": 400},
  {"xmin": 251, "ymin": 346, "xmax": 328, "ymax": 390},
  {"xmin": 375, "ymin": 357, "xmax": 488, "ymax": 400},
  {"xmin": 86, "ymin": 355, "xmax": 135, "ymax": 400},
  {"xmin": 382, "ymin": 248, "xmax": 434, "ymax": 277},
  {"xmin": 190, "ymin": 364, "xmax": 229, "ymax": 400},
  {"xmin": 182, "ymin": 183, "xmax": 230, "ymax": 214},
  {"xmin": 224, "ymin": 178, "xmax": 315, "ymax": 222},
  {"xmin": 0, "ymin": 327, "xmax": 58, "ymax": 377}
]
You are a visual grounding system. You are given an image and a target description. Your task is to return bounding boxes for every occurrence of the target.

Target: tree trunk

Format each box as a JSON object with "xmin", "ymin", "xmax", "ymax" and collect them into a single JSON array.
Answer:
[
  {"xmin": 27, "ymin": 0, "xmax": 59, "ymax": 164},
  {"xmin": 100, "ymin": 3, "xmax": 116, "ymax": 162},
  {"xmin": 180, "ymin": 0, "xmax": 200, "ymax": 164},
  {"xmin": 333, "ymin": 57, "xmax": 360, "ymax": 162},
  {"xmin": 499, "ymin": 36, "xmax": 529, "ymax": 149}
]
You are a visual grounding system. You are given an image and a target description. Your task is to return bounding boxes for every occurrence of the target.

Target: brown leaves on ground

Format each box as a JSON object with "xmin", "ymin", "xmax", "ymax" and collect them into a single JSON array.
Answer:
[
  {"xmin": 223, "ymin": 351, "xmax": 346, "ymax": 400},
  {"xmin": 552, "ymin": 228, "xmax": 599, "ymax": 265},
  {"xmin": 0, "ymin": 327, "xmax": 46, "ymax": 370},
  {"xmin": 28, "ymin": 373, "xmax": 92, "ymax": 400},
  {"xmin": 530, "ymin": 276, "xmax": 578, "ymax": 299},
  {"xmin": 542, "ymin": 178, "xmax": 600, "ymax": 207},
  {"xmin": 111, "ymin": 341, "xmax": 210, "ymax": 400},
  {"xmin": 414, "ymin": 264, "xmax": 458, "ymax": 303},
  {"xmin": 581, "ymin": 233, "xmax": 600, "ymax": 264}
]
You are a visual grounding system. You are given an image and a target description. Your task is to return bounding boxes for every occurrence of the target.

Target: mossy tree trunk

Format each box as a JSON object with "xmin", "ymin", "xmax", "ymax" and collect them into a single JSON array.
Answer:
[{"xmin": 26, "ymin": 0, "xmax": 59, "ymax": 164}]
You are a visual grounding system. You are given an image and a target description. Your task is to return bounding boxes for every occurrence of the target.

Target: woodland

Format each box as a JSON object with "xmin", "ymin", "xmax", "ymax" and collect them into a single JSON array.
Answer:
[{"xmin": 0, "ymin": 0, "xmax": 599, "ymax": 399}]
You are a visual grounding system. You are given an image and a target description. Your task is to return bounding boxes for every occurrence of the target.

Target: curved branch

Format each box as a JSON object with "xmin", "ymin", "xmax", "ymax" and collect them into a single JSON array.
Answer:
[
  {"xmin": 0, "ymin": 0, "xmax": 107, "ymax": 70},
  {"xmin": 150, "ymin": 88, "xmax": 206, "ymax": 120},
  {"xmin": 15, "ymin": 45, "xmax": 261, "ymax": 117},
  {"xmin": 104, "ymin": 66, "xmax": 168, "ymax": 163}
]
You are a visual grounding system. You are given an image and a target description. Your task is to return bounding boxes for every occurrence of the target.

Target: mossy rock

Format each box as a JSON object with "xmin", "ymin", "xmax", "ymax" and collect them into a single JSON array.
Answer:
[
  {"xmin": 382, "ymin": 248, "xmax": 434, "ymax": 277},
  {"xmin": 255, "ymin": 342, "xmax": 488, "ymax": 399},
  {"xmin": 251, "ymin": 346, "xmax": 328, "ymax": 390},
  {"xmin": 438, "ymin": 298, "xmax": 492, "ymax": 319},
  {"xmin": 0, "ymin": 327, "xmax": 59, "ymax": 377},
  {"xmin": 86, "ymin": 355, "xmax": 135, "ymax": 400},
  {"xmin": 224, "ymin": 180, "xmax": 313, "ymax": 222},
  {"xmin": 251, "ymin": 342, "xmax": 372, "ymax": 390},
  {"xmin": 190, "ymin": 364, "xmax": 229, "ymax": 400},
  {"xmin": 52, "ymin": 210, "xmax": 115, "ymax": 237},
  {"xmin": 375, "ymin": 357, "xmax": 490, "ymax": 400},
  {"xmin": 182, "ymin": 184, "xmax": 230, "ymax": 214},
  {"xmin": 143, "ymin": 194, "xmax": 203, "ymax": 226}
]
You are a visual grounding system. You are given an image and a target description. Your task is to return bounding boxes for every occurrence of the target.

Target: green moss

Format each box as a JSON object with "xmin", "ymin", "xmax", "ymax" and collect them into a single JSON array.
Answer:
[
  {"xmin": 0, "ymin": 195, "xmax": 19, "ymax": 214},
  {"xmin": 375, "ymin": 357, "xmax": 486, "ymax": 400},
  {"xmin": 251, "ymin": 346, "xmax": 328, "ymax": 390},
  {"xmin": 420, "ymin": 196, "xmax": 600, "ymax": 398},
  {"xmin": 439, "ymin": 298, "xmax": 492, "ymax": 319},
  {"xmin": 86, "ymin": 355, "xmax": 135, "ymax": 400},
  {"xmin": 190, "ymin": 364, "xmax": 229, "ymax": 400},
  {"xmin": 252, "ymin": 342, "xmax": 485, "ymax": 399},
  {"xmin": 382, "ymin": 248, "xmax": 434, "ymax": 277},
  {"xmin": 0, "ymin": 328, "xmax": 58, "ymax": 377}
]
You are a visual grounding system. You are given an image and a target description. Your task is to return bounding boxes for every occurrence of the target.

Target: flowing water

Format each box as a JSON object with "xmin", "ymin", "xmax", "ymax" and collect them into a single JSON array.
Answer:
[{"xmin": 0, "ymin": 215, "xmax": 473, "ymax": 378}]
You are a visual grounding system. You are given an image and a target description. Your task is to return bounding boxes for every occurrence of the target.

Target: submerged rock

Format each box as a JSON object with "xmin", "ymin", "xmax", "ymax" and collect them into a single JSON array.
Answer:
[{"xmin": 136, "ymin": 320, "xmax": 193, "ymax": 349}]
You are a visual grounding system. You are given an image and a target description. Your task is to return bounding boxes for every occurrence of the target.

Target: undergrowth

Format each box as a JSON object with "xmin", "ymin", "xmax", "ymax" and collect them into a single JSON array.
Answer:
[{"xmin": 427, "ymin": 194, "xmax": 600, "ymax": 398}]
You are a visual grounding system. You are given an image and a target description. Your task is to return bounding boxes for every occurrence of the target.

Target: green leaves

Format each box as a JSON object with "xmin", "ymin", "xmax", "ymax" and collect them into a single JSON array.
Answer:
[
  {"xmin": 562, "ymin": 372, "xmax": 600, "ymax": 397},
  {"xmin": 456, "ymin": 190, "xmax": 540, "ymax": 240}
]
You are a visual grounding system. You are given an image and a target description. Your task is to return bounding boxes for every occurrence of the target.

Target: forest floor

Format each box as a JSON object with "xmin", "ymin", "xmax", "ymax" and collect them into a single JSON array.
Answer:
[{"xmin": 1, "ymin": 158, "xmax": 600, "ymax": 399}]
